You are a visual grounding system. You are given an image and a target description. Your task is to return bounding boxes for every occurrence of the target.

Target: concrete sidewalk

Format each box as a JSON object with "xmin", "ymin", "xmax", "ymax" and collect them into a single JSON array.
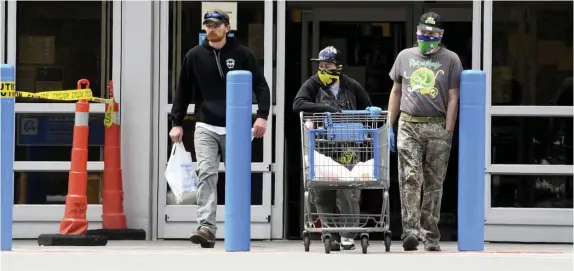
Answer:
[{"xmin": 2, "ymin": 240, "xmax": 573, "ymax": 271}]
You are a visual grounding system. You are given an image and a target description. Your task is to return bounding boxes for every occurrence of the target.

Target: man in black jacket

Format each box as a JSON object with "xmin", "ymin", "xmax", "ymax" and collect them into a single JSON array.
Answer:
[
  {"xmin": 293, "ymin": 46, "xmax": 381, "ymax": 251},
  {"xmin": 169, "ymin": 9, "xmax": 270, "ymax": 248}
]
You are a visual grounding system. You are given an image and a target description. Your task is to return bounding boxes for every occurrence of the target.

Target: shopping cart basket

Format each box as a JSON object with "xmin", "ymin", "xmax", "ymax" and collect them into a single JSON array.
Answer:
[{"xmin": 299, "ymin": 110, "xmax": 391, "ymax": 254}]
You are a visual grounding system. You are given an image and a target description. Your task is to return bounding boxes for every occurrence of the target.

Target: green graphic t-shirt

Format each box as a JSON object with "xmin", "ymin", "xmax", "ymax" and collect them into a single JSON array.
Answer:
[{"xmin": 389, "ymin": 47, "xmax": 463, "ymax": 117}]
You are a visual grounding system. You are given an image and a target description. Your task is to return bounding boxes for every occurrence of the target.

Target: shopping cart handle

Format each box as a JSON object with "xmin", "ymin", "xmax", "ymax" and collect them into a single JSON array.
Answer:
[{"xmin": 341, "ymin": 110, "xmax": 376, "ymax": 115}]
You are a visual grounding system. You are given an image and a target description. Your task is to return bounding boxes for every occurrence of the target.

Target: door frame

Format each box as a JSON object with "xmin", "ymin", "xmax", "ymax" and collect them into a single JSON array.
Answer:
[
  {"xmin": 301, "ymin": 5, "xmax": 476, "ymax": 84},
  {"xmin": 298, "ymin": 4, "xmax": 479, "ymax": 239},
  {"xmin": 301, "ymin": 7, "xmax": 412, "ymax": 84},
  {"xmin": 155, "ymin": 1, "xmax": 277, "ymax": 240}
]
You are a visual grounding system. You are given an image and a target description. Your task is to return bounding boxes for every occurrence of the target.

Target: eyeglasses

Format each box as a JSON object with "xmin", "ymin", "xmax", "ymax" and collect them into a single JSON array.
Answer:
[{"xmin": 204, "ymin": 12, "xmax": 229, "ymax": 24}]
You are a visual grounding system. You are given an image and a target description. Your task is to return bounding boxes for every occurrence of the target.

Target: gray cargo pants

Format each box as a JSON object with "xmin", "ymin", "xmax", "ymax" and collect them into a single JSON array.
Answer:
[{"xmin": 194, "ymin": 126, "xmax": 226, "ymax": 234}]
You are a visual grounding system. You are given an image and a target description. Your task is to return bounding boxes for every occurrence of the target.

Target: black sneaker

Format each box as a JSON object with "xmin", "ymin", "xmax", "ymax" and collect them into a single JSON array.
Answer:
[
  {"xmin": 402, "ymin": 234, "xmax": 419, "ymax": 251},
  {"xmin": 330, "ymin": 239, "xmax": 341, "ymax": 251},
  {"xmin": 424, "ymin": 240, "xmax": 441, "ymax": 251}
]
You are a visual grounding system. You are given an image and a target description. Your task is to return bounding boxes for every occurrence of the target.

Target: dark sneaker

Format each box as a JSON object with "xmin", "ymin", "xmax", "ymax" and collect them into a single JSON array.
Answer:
[
  {"xmin": 190, "ymin": 227, "xmax": 216, "ymax": 248},
  {"xmin": 424, "ymin": 240, "xmax": 441, "ymax": 251},
  {"xmin": 330, "ymin": 239, "xmax": 341, "ymax": 251},
  {"xmin": 402, "ymin": 234, "xmax": 419, "ymax": 251}
]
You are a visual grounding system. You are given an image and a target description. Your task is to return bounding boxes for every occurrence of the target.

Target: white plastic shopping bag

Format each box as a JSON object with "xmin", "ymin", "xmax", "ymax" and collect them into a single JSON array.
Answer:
[
  {"xmin": 304, "ymin": 150, "xmax": 353, "ymax": 181},
  {"xmin": 351, "ymin": 159, "xmax": 376, "ymax": 181},
  {"xmin": 165, "ymin": 142, "xmax": 198, "ymax": 204}
]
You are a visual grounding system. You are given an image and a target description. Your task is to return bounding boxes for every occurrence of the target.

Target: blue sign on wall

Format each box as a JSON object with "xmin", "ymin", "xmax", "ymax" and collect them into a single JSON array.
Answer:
[{"xmin": 16, "ymin": 114, "xmax": 105, "ymax": 146}]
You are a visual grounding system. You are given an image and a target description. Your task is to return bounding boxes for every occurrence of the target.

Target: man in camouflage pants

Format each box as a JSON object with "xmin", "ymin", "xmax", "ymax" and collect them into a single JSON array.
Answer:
[{"xmin": 386, "ymin": 12, "xmax": 463, "ymax": 251}]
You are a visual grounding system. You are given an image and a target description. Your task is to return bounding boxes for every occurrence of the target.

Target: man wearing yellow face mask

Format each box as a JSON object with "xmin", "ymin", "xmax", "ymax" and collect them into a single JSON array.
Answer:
[
  {"xmin": 294, "ymin": 46, "xmax": 376, "ymax": 113},
  {"xmin": 293, "ymin": 46, "xmax": 381, "ymax": 251}
]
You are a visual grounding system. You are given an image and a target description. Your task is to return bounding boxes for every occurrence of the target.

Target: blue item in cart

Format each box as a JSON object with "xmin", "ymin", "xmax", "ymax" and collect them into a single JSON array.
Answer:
[{"xmin": 323, "ymin": 112, "xmax": 366, "ymax": 141}]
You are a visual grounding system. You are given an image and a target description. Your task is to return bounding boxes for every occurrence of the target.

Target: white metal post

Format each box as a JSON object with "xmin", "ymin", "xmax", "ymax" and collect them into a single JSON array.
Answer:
[
  {"xmin": 0, "ymin": 0, "xmax": 5, "ymax": 63},
  {"xmin": 6, "ymin": 0, "xmax": 16, "ymax": 66},
  {"xmin": 157, "ymin": 0, "xmax": 170, "ymax": 239},
  {"xmin": 273, "ymin": 0, "xmax": 287, "ymax": 240},
  {"xmin": 262, "ymin": 0, "xmax": 274, "ymax": 238},
  {"xmin": 471, "ymin": 0, "xmax": 482, "ymax": 70},
  {"xmin": 482, "ymin": 0, "xmax": 493, "ymax": 221}
]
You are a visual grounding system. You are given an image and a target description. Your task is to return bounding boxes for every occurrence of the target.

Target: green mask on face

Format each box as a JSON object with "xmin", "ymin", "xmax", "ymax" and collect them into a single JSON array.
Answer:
[
  {"xmin": 416, "ymin": 34, "xmax": 442, "ymax": 55},
  {"xmin": 417, "ymin": 40, "xmax": 440, "ymax": 55}
]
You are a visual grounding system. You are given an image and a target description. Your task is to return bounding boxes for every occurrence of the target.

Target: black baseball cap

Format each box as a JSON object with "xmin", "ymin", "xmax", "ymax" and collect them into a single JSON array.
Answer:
[
  {"xmin": 203, "ymin": 9, "xmax": 230, "ymax": 26},
  {"xmin": 310, "ymin": 46, "xmax": 343, "ymax": 64},
  {"xmin": 417, "ymin": 12, "xmax": 443, "ymax": 33}
]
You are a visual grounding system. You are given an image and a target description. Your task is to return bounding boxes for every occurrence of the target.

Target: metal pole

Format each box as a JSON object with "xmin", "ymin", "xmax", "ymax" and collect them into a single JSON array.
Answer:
[
  {"xmin": 0, "ymin": 64, "xmax": 15, "ymax": 251},
  {"xmin": 458, "ymin": 70, "xmax": 486, "ymax": 251}
]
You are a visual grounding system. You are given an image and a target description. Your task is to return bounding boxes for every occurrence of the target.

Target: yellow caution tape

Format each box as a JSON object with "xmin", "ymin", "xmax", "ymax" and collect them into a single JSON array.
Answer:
[
  {"xmin": 0, "ymin": 81, "xmax": 113, "ymax": 103},
  {"xmin": 104, "ymin": 102, "xmax": 114, "ymax": 128},
  {"xmin": 1, "ymin": 81, "xmax": 116, "ymax": 127}
]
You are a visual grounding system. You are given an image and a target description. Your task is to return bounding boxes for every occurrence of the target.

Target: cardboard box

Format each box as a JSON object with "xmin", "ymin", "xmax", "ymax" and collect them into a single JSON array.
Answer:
[{"xmin": 18, "ymin": 36, "xmax": 56, "ymax": 65}]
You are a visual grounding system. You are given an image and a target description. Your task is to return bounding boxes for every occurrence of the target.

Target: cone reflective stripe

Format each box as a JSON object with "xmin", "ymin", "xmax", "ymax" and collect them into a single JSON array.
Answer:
[
  {"xmin": 102, "ymin": 80, "xmax": 127, "ymax": 229},
  {"xmin": 59, "ymin": 100, "xmax": 90, "ymax": 235}
]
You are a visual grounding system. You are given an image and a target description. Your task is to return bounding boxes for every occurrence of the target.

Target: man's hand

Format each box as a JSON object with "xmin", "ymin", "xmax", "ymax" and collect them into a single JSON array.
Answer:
[
  {"xmin": 445, "ymin": 88, "xmax": 459, "ymax": 132},
  {"xmin": 366, "ymin": 106, "xmax": 382, "ymax": 115},
  {"xmin": 169, "ymin": 126, "xmax": 184, "ymax": 142},
  {"xmin": 253, "ymin": 118, "xmax": 267, "ymax": 138}
]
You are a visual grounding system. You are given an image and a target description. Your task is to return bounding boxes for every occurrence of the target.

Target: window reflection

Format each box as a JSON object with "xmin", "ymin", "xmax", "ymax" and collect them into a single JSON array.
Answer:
[
  {"xmin": 492, "ymin": 2, "xmax": 573, "ymax": 105},
  {"xmin": 14, "ymin": 172, "xmax": 102, "ymax": 205},
  {"xmin": 491, "ymin": 116, "xmax": 573, "ymax": 165},
  {"xmin": 491, "ymin": 175, "xmax": 573, "ymax": 208},
  {"xmin": 168, "ymin": 1, "xmax": 266, "ymax": 104},
  {"xmin": 16, "ymin": 1, "xmax": 112, "ymax": 102}
]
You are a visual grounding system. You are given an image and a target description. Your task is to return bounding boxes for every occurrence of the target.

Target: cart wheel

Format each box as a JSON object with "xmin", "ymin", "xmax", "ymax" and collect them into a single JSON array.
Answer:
[
  {"xmin": 384, "ymin": 233, "xmax": 392, "ymax": 252},
  {"xmin": 361, "ymin": 236, "xmax": 369, "ymax": 254},
  {"xmin": 303, "ymin": 233, "xmax": 311, "ymax": 252},
  {"xmin": 323, "ymin": 236, "xmax": 331, "ymax": 254}
]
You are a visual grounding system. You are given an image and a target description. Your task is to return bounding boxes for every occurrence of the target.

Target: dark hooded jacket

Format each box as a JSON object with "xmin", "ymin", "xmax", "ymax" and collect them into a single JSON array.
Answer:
[
  {"xmin": 293, "ymin": 74, "xmax": 372, "ymax": 113},
  {"xmin": 171, "ymin": 36, "xmax": 271, "ymax": 127}
]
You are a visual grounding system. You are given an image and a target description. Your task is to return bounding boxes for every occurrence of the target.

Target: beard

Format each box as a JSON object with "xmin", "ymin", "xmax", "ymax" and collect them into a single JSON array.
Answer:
[{"xmin": 207, "ymin": 32, "xmax": 224, "ymax": 42}]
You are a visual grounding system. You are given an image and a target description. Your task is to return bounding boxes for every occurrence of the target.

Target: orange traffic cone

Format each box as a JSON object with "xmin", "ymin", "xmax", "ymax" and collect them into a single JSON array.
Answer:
[
  {"xmin": 38, "ymin": 79, "xmax": 107, "ymax": 246},
  {"xmin": 86, "ymin": 81, "xmax": 146, "ymax": 240}
]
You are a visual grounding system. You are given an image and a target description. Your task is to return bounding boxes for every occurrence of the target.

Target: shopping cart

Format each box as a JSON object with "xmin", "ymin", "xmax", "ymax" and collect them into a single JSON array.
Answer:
[{"xmin": 299, "ymin": 110, "xmax": 391, "ymax": 254}]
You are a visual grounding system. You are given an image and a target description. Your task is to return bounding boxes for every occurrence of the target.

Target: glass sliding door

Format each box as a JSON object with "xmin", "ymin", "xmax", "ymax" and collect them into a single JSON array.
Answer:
[
  {"xmin": 157, "ymin": 1, "xmax": 278, "ymax": 239},
  {"xmin": 9, "ymin": 1, "xmax": 114, "ymax": 238},
  {"xmin": 484, "ymin": 1, "xmax": 573, "ymax": 243}
]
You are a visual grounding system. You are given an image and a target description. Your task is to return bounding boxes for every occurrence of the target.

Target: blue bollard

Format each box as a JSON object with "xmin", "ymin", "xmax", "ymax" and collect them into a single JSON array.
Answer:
[
  {"xmin": 224, "ymin": 70, "xmax": 252, "ymax": 252},
  {"xmin": 0, "ymin": 64, "xmax": 16, "ymax": 251},
  {"xmin": 457, "ymin": 70, "xmax": 486, "ymax": 251}
]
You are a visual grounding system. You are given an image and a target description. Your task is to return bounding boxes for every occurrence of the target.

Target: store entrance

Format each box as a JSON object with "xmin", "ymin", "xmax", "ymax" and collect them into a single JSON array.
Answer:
[{"xmin": 284, "ymin": 4, "xmax": 474, "ymax": 241}]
